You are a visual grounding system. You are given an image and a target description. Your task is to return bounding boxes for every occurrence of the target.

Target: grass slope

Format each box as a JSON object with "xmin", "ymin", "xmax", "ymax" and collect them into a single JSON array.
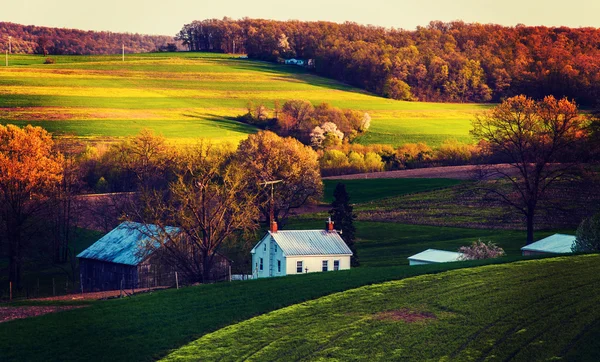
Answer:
[
  {"xmin": 162, "ymin": 254, "xmax": 600, "ymax": 362},
  {"xmin": 0, "ymin": 53, "xmax": 488, "ymax": 146},
  {"xmin": 322, "ymin": 178, "xmax": 463, "ymax": 204},
  {"xmin": 0, "ymin": 256, "xmax": 546, "ymax": 362}
]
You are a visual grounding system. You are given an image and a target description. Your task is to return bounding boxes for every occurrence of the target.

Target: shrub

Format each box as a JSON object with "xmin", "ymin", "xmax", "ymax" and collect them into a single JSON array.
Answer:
[
  {"xmin": 458, "ymin": 240, "xmax": 505, "ymax": 260},
  {"xmin": 435, "ymin": 139, "xmax": 476, "ymax": 165},
  {"xmin": 573, "ymin": 213, "xmax": 600, "ymax": 252}
]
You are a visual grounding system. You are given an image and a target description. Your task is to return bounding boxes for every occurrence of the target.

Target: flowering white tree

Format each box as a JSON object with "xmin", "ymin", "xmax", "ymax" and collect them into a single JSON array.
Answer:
[
  {"xmin": 360, "ymin": 113, "xmax": 371, "ymax": 132},
  {"xmin": 310, "ymin": 122, "xmax": 344, "ymax": 149},
  {"xmin": 458, "ymin": 240, "xmax": 505, "ymax": 260}
]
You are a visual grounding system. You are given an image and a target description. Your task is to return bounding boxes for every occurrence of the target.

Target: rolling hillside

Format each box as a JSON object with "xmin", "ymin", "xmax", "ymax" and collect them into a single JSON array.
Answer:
[
  {"xmin": 0, "ymin": 52, "xmax": 488, "ymax": 146},
  {"xmin": 163, "ymin": 255, "xmax": 600, "ymax": 361}
]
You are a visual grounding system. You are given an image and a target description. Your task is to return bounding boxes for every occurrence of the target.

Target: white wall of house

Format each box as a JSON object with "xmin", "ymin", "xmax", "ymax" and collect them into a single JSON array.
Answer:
[
  {"xmin": 252, "ymin": 236, "xmax": 286, "ymax": 278},
  {"xmin": 285, "ymin": 255, "xmax": 351, "ymax": 275}
]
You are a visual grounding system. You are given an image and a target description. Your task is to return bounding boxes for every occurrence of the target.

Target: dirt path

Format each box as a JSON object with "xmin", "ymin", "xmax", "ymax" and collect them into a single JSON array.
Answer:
[
  {"xmin": 0, "ymin": 305, "xmax": 86, "ymax": 323},
  {"xmin": 30, "ymin": 286, "xmax": 168, "ymax": 302},
  {"xmin": 323, "ymin": 164, "xmax": 516, "ymax": 180}
]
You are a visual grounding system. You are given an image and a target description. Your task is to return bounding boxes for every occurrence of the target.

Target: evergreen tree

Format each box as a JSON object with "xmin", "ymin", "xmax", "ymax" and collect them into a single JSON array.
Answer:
[{"xmin": 329, "ymin": 183, "xmax": 359, "ymax": 266}]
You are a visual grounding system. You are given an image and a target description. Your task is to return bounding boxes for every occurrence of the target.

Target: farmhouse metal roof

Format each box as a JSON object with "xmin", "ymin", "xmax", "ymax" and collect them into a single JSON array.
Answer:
[
  {"xmin": 77, "ymin": 222, "xmax": 179, "ymax": 266},
  {"xmin": 407, "ymin": 249, "xmax": 465, "ymax": 263},
  {"xmin": 252, "ymin": 230, "xmax": 353, "ymax": 256},
  {"xmin": 521, "ymin": 234, "xmax": 576, "ymax": 254}
]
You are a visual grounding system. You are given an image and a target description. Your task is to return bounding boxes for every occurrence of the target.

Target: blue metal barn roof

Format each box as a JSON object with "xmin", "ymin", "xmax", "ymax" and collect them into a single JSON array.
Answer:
[
  {"xmin": 407, "ymin": 249, "xmax": 465, "ymax": 263},
  {"xmin": 77, "ymin": 222, "xmax": 179, "ymax": 266},
  {"xmin": 521, "ymin": 234, "xmax": 576, "ymax": 254},
  {"xmin": 252, "ymin": 230, "xmax": 353, "ymax": 256}
]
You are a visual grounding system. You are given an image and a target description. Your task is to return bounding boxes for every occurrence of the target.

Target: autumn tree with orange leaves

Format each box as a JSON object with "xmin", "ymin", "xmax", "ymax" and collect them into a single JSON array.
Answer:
[
  {"xmin": 471, "ymin": 95, "xmax": 585, "ymax": 244},
  {"xmin": 0, "ymin": 125, "xmax": 64, "ymax": 290}
]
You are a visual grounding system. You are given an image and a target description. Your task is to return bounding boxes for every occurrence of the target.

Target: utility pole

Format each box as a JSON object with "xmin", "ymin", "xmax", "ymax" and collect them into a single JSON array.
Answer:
[
  {"xmin": 122, "ymin": 44, "xmax": 124, "ymax": 62},
  {"xmin": 260, "ymin": 180, "xmax": 283, "ymax": 225},
  {"xmin": 5, "ymin": 50, "xmax": 7, "ymax": 67},
  {"xmin": 8, "ymin": 36, "xmax": 11, "ymax": 54}
]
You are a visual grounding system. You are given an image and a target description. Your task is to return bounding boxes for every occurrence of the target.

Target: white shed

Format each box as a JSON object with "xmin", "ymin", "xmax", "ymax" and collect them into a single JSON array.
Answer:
[
  {"xmin": 408, "ymin": 249, "xmax": 465, "ymax": 266},
  {"xmin": 250, "ymin": 220, "xmax": 352, "ymax": 278},
  {"xmin": 521, "ymin": 234, "xmax": 576, "ymax": 256}
]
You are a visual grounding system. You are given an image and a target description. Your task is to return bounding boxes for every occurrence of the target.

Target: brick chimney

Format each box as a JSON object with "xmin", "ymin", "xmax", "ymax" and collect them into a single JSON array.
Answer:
[
  {"xmin": 270, "ymin": 220, "xmax": 278, "ymax": 233},
  {"xmin": 326, "ymin": 217, "xmax": 334, "ymax": 232}
]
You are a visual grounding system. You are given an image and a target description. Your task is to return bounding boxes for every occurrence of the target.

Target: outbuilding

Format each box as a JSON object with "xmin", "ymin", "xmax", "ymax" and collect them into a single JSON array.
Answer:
[
  {"xmin": 77, "ymin": 222, "xmax": 178, "ymax": 291},
  {"xmin": 251, "ymin": 219, "xmax": 352, "ymax": 278},
  {"xmin": 78, "ymin": 222, "xmax": 232, "ymax": 291},
  {"xmin": 521, "ymin": 234, "xmax": 576, "ymax": 256},
  {"xmin": 407, "ymin": 249, "xmax": 465, "ymax": 266}
]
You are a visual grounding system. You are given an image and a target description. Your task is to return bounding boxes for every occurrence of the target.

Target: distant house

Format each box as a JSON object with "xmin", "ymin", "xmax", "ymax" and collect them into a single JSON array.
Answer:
[
  {"xmin": 284, "ymin": 58, "xmax": 305, "ymax": 66},
  {"xmin": 521, "ymin": 234, "xmax": 576, "ymax": 256},
  {"xmin": 250, "ymin": 219, "xmax": 352, "ymax": 278},
  {"xmin": 408, "ymin": 249, "xmax": 465, "ymax": 266},
  {"xmin": 77, "ymin": 222, "xmax": 230, "ymax": 291}
]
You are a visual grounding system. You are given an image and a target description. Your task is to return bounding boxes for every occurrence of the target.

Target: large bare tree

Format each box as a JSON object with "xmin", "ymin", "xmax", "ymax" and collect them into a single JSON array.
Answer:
[
  {"xmin": 471, "ymin": 95, "xmax": 584, "ymax": 244},
  {"xmin": 130, "ymin": 142, "xmax": 259, "ymax": 283}
]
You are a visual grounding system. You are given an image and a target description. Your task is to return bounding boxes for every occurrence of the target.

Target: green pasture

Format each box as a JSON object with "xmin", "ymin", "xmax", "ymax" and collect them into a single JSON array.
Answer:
[
  {"xmin": 322, "ymin": 178, "xmax": 463, "ymax": 204},
  {"xmin": 286, "ymin": 220, "xmax": 546, "ymax": 267},
  {"xmin": 0, "ymin": 252, "xmax": 557, "ymax": 362},
  {"xmin": 0, "ymin": 53, "xmax": 488, "ymax": 146},
  {"xmin": 163, "ymin": 255, "xmax": 600, "ymax": 362}
]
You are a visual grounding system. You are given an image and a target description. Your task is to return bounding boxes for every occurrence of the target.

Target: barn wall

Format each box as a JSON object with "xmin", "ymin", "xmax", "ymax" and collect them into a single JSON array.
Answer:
[{"xmin": 79, "ymin": 258, "xmax": 138, "ymax": 292}]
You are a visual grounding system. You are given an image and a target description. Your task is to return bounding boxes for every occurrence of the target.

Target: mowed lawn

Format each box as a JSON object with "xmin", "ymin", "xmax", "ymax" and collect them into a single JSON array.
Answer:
[
  {"xmin": 162, "ymin": 254, "xmax": 600, "ymax": 362},
  {"xmin": 0, "ymin": 53, "xmax": 489, "ymax": 146}
]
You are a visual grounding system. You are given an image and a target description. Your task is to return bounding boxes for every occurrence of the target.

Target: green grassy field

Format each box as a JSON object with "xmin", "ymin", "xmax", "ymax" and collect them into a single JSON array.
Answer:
[
  {"xmin": 322, "ymin": 178, "xmax": 463, "ymax": 204},
  {"xmin": 0, "ymin": 53, "xmax": 488, "ymax": 146},
  {"xmin": 162, "ymin": 254, "xmax": 600, "ymax": 362},
  {"xmin": 0, "ymin": 254, "xmax": 555, "ymax": 362}
]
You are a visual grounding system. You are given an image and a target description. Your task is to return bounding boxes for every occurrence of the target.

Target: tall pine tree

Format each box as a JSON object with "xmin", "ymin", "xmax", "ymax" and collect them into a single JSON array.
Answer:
[{"xmin": 329, "ymin": 183, "xmax": 359, "ymax": 266}]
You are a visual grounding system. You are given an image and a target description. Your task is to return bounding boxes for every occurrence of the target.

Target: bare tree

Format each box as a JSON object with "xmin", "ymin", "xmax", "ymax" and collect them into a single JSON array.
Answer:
[
  {"xmin": 471, "ymin": 95, "xmax": 585, "ymax": 244},
  {"xmin": 130, "ymin": 143, "xmax": 259, "ymax": 283}
]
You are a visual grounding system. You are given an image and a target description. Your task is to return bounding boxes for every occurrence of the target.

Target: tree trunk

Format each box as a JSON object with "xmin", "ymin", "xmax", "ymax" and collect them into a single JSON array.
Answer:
[{"xmin": 526, "ymin": 212, "xmax": 535, "ymax": 245}]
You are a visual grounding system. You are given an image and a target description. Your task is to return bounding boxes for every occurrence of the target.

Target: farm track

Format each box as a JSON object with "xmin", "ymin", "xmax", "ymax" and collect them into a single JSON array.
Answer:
[{"xmin": 323, "ymin": 164, "xmax": 516, "ymax": 180}]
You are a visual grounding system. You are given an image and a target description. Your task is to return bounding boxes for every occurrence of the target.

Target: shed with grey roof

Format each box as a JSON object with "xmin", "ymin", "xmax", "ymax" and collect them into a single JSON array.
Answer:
[
  {"xmin": 251, "ymin": 220, "xmax": 352, "ymax": 278},
  {"xmin": 77, "ymin": 222, "xmax": 230, "ymax": 291},
  {"xmin": 408, "ymin": 249, "xmax": 465, "ymax": 266},
  {"xmin": 521, "ymin": 234, "xmax": 576, "ymax": 256}
]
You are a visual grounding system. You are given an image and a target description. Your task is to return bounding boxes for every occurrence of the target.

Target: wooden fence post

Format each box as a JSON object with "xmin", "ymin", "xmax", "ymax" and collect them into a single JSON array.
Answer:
[
  {"xmin": 175, "ymin": 272, "xmax": 179, "ymax": 290},
  {"xmin": 9, "ymin": 282, "xmax": 12, "ymax": 301}
]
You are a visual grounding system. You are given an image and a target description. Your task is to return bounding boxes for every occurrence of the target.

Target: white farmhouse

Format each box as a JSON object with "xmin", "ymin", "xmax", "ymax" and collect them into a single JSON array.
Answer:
[
  {"xmin": 284, "ymin": 58, "xmax": 305, "ymax": 66},
  {"xmin": 251, "ymin": 219, "xmax": 352, "ymax": 278}
]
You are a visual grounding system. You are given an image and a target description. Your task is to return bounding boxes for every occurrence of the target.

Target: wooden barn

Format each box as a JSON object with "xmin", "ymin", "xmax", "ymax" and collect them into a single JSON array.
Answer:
[{"xmin": 77, "ymin": 222, "xmax": 231, "ymax": 292}]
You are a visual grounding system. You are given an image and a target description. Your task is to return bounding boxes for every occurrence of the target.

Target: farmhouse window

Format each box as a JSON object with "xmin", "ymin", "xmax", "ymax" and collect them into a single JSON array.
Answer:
[
  {"xmin": 277, "ymin": 260, "xmax": 281, "ymax": 273},
  {"xmin": 334, "ymin": 260, "xmax": 340, "ymax": 271},
  {"xmin": 264, "ymin": 243, "xmax": 266, "ymax": 251},
  {"xmin": 297, "ymin": 261, "xmax": 303, "ymax": 273},
  {"xmin": 322, "ymin": 260, "xmax": 328, "ymax": 272},
  {"xmin": 260, "ymin": 258, "xmax": 263, "ymax": 271},
  {"xmin": 275, "ymin": 244, "xmax": 277, "ymax": 252}
]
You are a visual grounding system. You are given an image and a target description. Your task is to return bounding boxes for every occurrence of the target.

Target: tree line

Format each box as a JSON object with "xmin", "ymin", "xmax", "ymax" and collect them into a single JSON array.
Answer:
[
  {"xmin": 177, "ymin": 18, "xmax": 600, "ymax": 105},
  {"xmin": 1, "ymin": 22, "xmax": 178, "ymax": 55}
]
